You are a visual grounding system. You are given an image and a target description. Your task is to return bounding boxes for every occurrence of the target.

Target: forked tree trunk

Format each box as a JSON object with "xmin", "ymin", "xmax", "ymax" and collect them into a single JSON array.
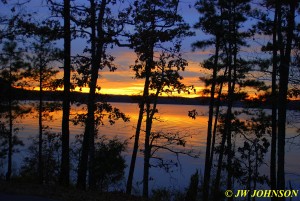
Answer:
[
  {"xmin": 126, "ymin": 77, "xmax": 149, "ymax": 194},
  {"xmin": 77, "ymin": 0, "xmax": 107, "ymax": 190},
  {"xmin": 210, "ymin": 67, "xmax": 227, "ymax": 179},
  {"xmin": 203, "ymin": 36, "xmax": 220, "ymax": 201},
  {"xmin": 214, "ymin": 53, "xmax": 234, "ymax": 201},
  {"xmin": 143, "ymin": 78, "xmax": 162, "ymax": 198}
]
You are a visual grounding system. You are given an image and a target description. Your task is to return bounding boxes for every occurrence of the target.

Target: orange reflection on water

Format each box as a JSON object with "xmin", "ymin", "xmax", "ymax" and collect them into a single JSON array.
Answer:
[{"xmin": 17, "ymin": 102, "xmax": 208, "ymax": 150}]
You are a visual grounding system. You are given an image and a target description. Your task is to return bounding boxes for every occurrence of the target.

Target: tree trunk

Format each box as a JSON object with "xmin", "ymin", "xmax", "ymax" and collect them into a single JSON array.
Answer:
[
  {"xmin": 209, "ymin": 67, "xmax": 227, "ymax": 184},
  {"xmin": 126, "ymin": 79, "xmax": 149, "ymax": 194},
  {"xmin": 60, "ymin": 0, "xmax": 71, "ymax": 186},
  {"xmin": 126, "ymin": 104, "xmax": 144, "ymax": 194},
  {"xmin": 87, "ymin": 0, "xmax": 97, "ymax": 190},
  {"xmin": 213, "ymin": 106, "xmax": 227, "ymax": 200},
  {"xmin": 142, "ymin": 55, "xmax": 153, "ymax": 198},
  {"xmin": 77, "ymin": 0, "xmax": 107, "ymax": 190},
  {"xmin": 38, "ymin": 60, "xmax": 44, "ymax": 184},
  {"xmin": 203, "ymin": 36, "xmax": 220, "ymax": 201},
  {"xmin": 143, "ymin": 110, "xmax": 151, "ymax": 198},
  {"xmin": 143, "ymin": 76, "xmax": 163, "ymax": 198},
  {"xmin": 277, "ymin": 0, "xmax": 295, "ymax": 192},
  {"xmin": 77, "ymin": 124, "xmax": 90, "ymax": 189},
  {"xmin": 214, "ymin": 52, "xmax": 234, "ymax": 201},
  {"xmin": 143, "ymin": 88, "xmax": 160, "ymax": 198},
  {"xmin": 76, "ymin": 0, "xmax": 96, "ymax": 189},
  {"xmin": 247, "ymin": 151, "xmax": 251, "ymax": 201},
  {"xmin": 6, "ymin": 92, "xmax": 12, "ymax": 181}
]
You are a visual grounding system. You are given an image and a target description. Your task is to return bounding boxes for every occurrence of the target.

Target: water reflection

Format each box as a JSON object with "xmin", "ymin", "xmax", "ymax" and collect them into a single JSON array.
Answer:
[{"xmin": 4, "ymin": 101, "xmax": 300, "ymax": 191}]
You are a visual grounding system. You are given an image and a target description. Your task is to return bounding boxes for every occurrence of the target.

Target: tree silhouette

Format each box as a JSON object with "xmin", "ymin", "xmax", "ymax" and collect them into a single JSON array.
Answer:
[
  {"xmin": 25, "ymin": 36, "xmax": 60, "ymax": 184},
  {"xmin": 45, "ymin": 0, "xmax": 72, "ymax": 186},
  {"xmin": 193, "ymin": 1, "xmax": 273, "ymax": 200},
  {"xmin": 0, "ymin": 40, "xmax": 30, "ymax": 180},
  {"xmin": 126, "ymin": 0, "xmax": 192, "ymax": 197},
  {"xmin": 276, "ymin": 0, "xmax": 297, "ymax": 191},
  {"xmin": 193, "ymin": 1, "xmax": 223, "ymax": 200},
  {"xmin": 235, "ymin": 110, "xmax": 270, "ymax": 201},
  {"xmin": 61, "ymin": 0, "xmax": 71, "ymax": 186},
  {"xmin": 257, "ymin": 0, "xmax": 299, "ymax": 192},
  {"xmin": 71, "ymin": 0, "xmax": 130, "ymax": 190}
]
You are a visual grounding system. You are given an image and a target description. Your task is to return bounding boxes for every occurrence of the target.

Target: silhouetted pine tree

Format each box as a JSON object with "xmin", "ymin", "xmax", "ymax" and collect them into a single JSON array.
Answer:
[
  {"xmin": 126, "ymin": 0, "xmax": 192, "ymax": 197},
  {"xmin": 0, "ymin": 40, "xmax": 30, "ymax": 181},
  {"xmin": 71, "ymin": 0, "xmax": 130, "ymax": 190}
]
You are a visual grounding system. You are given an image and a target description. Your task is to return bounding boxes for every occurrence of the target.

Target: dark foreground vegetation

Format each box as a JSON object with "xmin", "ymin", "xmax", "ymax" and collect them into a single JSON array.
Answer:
[{"xmin": 0, "ymin": 181, "xmax": 141, "ymax": 201}]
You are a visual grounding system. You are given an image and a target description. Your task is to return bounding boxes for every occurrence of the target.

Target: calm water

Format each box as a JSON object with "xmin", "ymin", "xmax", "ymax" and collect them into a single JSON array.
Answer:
[{"xmin": 5, "ymin": 101, "xmax": 300, "ymax": 192}]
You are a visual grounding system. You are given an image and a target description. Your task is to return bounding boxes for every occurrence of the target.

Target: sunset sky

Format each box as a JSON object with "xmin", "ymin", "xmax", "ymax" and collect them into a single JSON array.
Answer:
[
  {"xmin": 1, "ymin": 0, "xmax": 242, "ymax": 98},
  {"xmin": 66, "ymin": 0, "xmax": 211, "ymax": 98},
  {"xmin": 86, "ymin": 47, "xmax": 211, "ymax": 97}
]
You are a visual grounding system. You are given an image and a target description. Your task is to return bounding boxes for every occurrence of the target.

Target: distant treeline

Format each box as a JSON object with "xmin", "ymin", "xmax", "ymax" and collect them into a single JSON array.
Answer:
[{"xmin": 1, "ymin": 81, "xmax": 300, "ymax": 110}]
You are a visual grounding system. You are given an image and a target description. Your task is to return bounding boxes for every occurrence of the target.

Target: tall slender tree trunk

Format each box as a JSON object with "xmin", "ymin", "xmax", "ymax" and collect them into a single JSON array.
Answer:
[
  {"xmin": 226, "ymin": 66, "xmax": 236, "ymax": 201},
  {"xmin": 87, "ymin": 98, "xmax": 96, "ymax": 190},
  {"xmin": 277, "ymin": 0, "xmax": 296, "ymax": 192},
  {"xmin": 214, "ymin": 110, "xmax": 227, "ymax": 200},
  {"xmin": 87, "ymin": 0, "xmax": 97, "ymax": 189},
  {"xmin": 214, "ymin": 5, "xmax": 236, "ymax": 198},
  {"xmin": 203, "ymin": 36, "xmax": 220, "ymax": 201},
  {"xmin": 6, "ymin": 90, "xmax": 12, "ymax": 181},
  {"xmin": 143, "ymin": 108, "xmax": 151, "ymax": 198},
  {"xmin": 89, "ymin": 0, "xmax": 106, "ymax": 189},
  {"xmin": 77, "ymin": 122, "xmax": 90, "ymax": 189},
  {"xmin": 77, "ymin": 0, "xmax": 107, "ymax": 190},
  {"xmin": 142, "ymin": 54, "xmax": 153, "ymax": 198},
  {"xmin": 225, "ymin": 93, "xmax": 233, "ymax": 198},
  {"xmin": 126, "ymin": 79, "xmax": 149, "ymax": 194},
  {"xmin": 143, "ymin": 77, "xmax": 162, "ymax": 198},
  {"xmin": 77, "ymin": 0, "xmax": 96, "ymax": 189},
  {"xmin": 247, "ymin": 151, "xmax": 251, "ymax": 201},
  {"xmin": 210, "ymin": 67, "xmax": 227, "ymax": 176},
  {"xmin": 60, "ymin": 0, "xmax": 71, "ymax": 186},
  {"xmin": 38, "ymin": 61, "xmax": 44, "ymax": 184},
  {"xmin": 214, "ymin": 51, "xmax": 234, "ymax": 201},
  {"xmin": 226, "ymin": 5, "xmax": 238, "ymax": 197}
]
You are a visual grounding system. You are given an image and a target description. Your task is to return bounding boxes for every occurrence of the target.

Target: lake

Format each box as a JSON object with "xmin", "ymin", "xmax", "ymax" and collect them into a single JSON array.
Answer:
[{"xmin": 3, "ymin": 101, "xmax": 300, "ymax": 193}]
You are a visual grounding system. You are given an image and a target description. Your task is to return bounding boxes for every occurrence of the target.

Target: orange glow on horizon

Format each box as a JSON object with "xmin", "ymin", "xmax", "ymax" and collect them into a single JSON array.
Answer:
[
  {"xmin": 54, "ymin": 86, "xmax": 204, "ymax": 98},
  {"xmin": 25, "ymin": 83, "xmax": 204, "ymax": 98}
]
